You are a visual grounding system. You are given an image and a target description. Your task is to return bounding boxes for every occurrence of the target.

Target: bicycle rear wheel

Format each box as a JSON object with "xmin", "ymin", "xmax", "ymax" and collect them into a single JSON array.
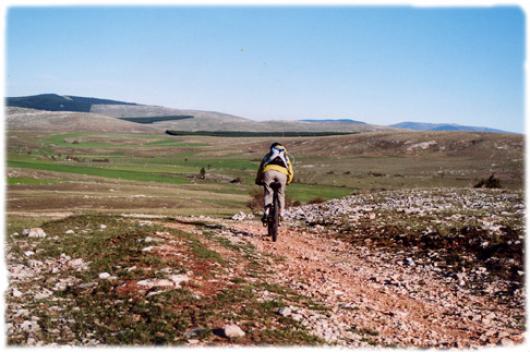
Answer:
[{"xmin": 268, "ymin": 193, "xmax": 280, "ymax": 242}]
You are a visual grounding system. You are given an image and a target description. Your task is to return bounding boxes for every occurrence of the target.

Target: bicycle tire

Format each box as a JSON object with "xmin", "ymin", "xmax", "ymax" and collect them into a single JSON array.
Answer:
[
  {"xmin": 267, "ymin": 203, "xmax": 275, "ymax": 238},
  {"xmin": 271, "ymin": 192, "xmax": 280, "ymax": 242}
]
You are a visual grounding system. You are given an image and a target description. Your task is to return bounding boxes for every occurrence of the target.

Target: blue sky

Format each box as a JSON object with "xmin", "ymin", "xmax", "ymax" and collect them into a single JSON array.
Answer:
[{"xmin": 5, "ymin": 6, "xmax": 525, "ymax": 132}]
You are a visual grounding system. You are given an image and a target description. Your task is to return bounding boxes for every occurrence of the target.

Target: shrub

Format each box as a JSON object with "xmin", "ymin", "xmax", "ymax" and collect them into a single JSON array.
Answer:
[
  {"xmin": 307, "ymin": 197, "xmax": 326, "ymax": 205},
  {"xmin": 229, "ymin": 177, "xmax": 241, "ymax": 184},
  {"xmin": 474, "ymin": 173, "xmax": 501, "ymax": 188}
]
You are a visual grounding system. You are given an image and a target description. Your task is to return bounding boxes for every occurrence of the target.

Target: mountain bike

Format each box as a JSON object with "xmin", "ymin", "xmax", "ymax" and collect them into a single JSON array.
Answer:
[{"xmin": 266, "ymin": 181, "xmax": 281, "ymax": 242}]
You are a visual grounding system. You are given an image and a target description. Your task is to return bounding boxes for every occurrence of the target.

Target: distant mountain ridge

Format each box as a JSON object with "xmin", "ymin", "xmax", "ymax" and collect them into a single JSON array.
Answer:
[
  {"xmin": 390, "ymin": 121, "xmax": 509, "ymax": 134},
  {"xmin": 6, "ymin": 93, "xmax": 137, "ymax": 112},
  {"xmin": 6, "ymin": 94, "xmax": 510, "ymax": 134},
  {"xmin": 5, "ymin": 93, "xmax": 387, "ymax": 133},
  {"xmin": 300, "ymin": 118, "xmax": 367, "ymax": 124}
]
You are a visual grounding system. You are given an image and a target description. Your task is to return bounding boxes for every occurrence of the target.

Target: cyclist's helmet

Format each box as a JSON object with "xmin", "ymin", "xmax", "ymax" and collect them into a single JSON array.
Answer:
[{"xmin": 270, "ymin": 142, "xmax": 283, "ymax": 149}]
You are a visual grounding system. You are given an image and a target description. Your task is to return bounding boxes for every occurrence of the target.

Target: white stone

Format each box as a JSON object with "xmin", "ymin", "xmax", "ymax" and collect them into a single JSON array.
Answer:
[
  {"xmin": 137, "ymin": 278, "xmax": 175, "ymax": 289},
  {"xmin": 69, "ymin": 258, "xmax": 87, "ymax": 270},
  {"xmin": 277, "ymin": 307, "xmax": 292, "ymax": 317},
  {"xmin": 231, "ymin": 211, "xmax": 247, "ymax": 221},
  {"xmin": 223, "ymin": 324, "xmax": 245, "ymax": 338},
  {"xmin": 291, "ymin": 313, "xmax": 304, "ymax": 322},
  {"xmin": 35, "ymin": 289, "xmax": 53, "ymax": 300},
  {"xmin": 98, "ymin": 272, "xmax": 111, "ymax": 280},
  {"xmin": 403, "ymin": 257, "xmax": 415, "ymax": 266},
  {"xmin": 169, "ymin": 274, "xmax": 189, "ymax": 288},
  {"xmin": 20, "ymin": 320, "xmax": 41, "ymax": 333},
  {"xmin": 23, "ymin": 228, "xmax": 47, "ymax": 238}
]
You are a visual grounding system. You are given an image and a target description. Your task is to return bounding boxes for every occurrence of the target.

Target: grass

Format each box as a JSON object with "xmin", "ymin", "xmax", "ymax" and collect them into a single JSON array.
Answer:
[
  {"xmin": 7, "ymin": 214, "xmax": 324, "ymax": 345},
  {"xmin": 8, "ymin": 159, "xmax": 188, "ymax": 185},
  {"xmin": 44, "ymin": 132, "xmax": 207, "ymax": 149},
  {"xmin": 176, "ymin": 157, "xmax": 258, "ymax": 171},
  {"xmin": 143, "ymin": 139, "xmax": 207, "ymax": 147},
  {"xmin": 6, "ymin": 130, "xmax": 523, "ymax": 217},
  {"xmin": 7, "ymin": 177, "xmax": 59, "ymax": 186}
]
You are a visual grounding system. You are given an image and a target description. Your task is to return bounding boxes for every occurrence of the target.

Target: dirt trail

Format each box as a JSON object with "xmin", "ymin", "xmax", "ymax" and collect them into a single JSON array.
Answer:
[
  {"xmin": 7, "ymin": 210, "xmax": 520, "ymax": 347},
  {"xmin": 192, "ymin": 218, "xmax": 523, "ymax": 347}
]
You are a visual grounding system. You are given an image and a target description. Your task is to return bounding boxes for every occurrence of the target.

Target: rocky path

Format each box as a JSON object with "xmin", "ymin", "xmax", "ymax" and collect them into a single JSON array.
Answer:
[
  {"xmin": 6, "ymin": 189, "xmax": 524, "ymax": 347},
  {"xmin": 194, "ymin": 217, "xmax": 523, "ymax": 348}
]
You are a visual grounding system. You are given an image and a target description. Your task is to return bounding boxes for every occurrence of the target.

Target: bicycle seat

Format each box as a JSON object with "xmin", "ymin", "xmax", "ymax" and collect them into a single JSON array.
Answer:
[{"xmin": 271, "ymin": 181, "xmax": 281, "ymax": 190}]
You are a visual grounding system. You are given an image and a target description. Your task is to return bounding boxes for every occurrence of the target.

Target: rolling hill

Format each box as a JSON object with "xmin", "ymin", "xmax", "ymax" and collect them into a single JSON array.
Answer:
[
  {"xmin": 6, "ymin": 94, "xmax": 513, "ymax": 134},
  {"xmin": 6, "ymin": 94, "xmax": 137, "ymax": 112},
  {"xmin": 300, "ymin": 118, "xmax": 367, "ymax": 124},
  {"xmin": 5, "ymin": 94, "xmax": 390, "ymax": 133},
  {"xmin": 390, "ymin": 121, "xmax": 509, "ymax": 133},
  {"xmin": 6, "ymin": 107, "xmax": 157, "ymax": 133}
]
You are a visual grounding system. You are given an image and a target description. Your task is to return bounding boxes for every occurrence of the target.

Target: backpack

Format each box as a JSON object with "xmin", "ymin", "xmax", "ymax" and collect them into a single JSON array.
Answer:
[{"xmin": 264, "ymin": 146, "xmax": 289, "ymax": 169}]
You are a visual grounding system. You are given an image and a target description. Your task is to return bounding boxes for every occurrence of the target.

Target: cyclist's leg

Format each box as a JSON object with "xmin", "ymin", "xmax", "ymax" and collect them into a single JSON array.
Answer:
[
  {"xmin": 262, "ymin": 171, "xmax": 274, "ymax": 218},
  {"xmin": 274, "ymin": 172, "xmax": 288, "ymax": 217}
]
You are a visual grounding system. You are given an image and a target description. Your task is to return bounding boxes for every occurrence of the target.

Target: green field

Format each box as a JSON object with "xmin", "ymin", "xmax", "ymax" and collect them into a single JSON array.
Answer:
[
  {"xmin": 8, "ymin": 160, "xmax": 188, "ymax": 185},
  {"xmin": 7, "ymin": 177, "xmax": 59, "ymax": 186},
  {"xmin": 6, "ymin": 130, "xmax": 523, "ymax": 217}
]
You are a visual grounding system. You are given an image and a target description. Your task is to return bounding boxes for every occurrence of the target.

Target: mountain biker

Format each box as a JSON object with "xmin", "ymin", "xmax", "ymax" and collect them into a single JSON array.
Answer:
[{"xmin": 255, "ymin": 142, "xmax": 294, "ymax": 224}]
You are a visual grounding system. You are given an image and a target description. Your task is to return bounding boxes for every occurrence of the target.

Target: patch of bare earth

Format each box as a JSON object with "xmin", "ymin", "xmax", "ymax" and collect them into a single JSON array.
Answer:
[{"xmin": 204, "ymin": 218, "xmax": 523, "ymax": 348}]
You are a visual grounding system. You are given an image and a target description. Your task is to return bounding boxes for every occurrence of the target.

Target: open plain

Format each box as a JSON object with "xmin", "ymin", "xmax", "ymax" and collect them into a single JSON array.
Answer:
[{"xmin": 5, "ymin": 127, "xmax": 525, "ymax": 346}]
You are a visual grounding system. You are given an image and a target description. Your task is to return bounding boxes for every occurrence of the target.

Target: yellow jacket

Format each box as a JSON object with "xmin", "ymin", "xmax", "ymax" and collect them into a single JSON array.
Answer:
[{"xmin": 256, "ymin": 145, "xmax": 294, "ymax": 184}]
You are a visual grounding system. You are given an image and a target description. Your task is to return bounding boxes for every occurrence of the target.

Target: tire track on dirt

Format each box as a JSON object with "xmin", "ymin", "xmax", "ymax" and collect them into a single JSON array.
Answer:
[{"xmin": 213, "ymin": 219, "xmax": 522, "ymax": 347}]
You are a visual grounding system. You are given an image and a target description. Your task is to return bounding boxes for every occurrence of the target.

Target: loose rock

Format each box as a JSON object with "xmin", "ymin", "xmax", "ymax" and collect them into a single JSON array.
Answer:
[{"xmin": 222, "ymin": 324, "xmax": 245, "ymax": 338}]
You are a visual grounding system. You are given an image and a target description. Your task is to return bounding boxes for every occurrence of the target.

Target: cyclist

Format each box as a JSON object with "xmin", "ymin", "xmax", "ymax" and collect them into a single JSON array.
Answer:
[{"xmin": 255, "ymin": 142, "xmax": 294, "ymax": 224}]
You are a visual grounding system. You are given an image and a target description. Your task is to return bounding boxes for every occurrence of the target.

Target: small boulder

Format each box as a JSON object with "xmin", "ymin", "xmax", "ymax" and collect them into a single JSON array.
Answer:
[
  {"xmin": 403, "ymin": 257, "xmax": 415, "ymax": 266},
  {"xmin": 35, "ymin": 289, "xmax": 53, "ymax": 300},
  {"xmin": 98, "ymin": 272, "xmax": 111, "ymax": 280},
  {"xmin": 277, "ymin": 307, "xmax": 292, "ymax": 317},
  {"xmin": 231, "ymin": 211, "xmax": 247, "ymax": 221},
  {"xmin": 65, "ymin": 230, "xmax": 75, "ymax": 235},
  {"xmin": 22, "ymin": 228, "xmax": 47, "ymax": 238},
  {"xmin": 291, "ymin": 313, "xmax": 304, "ymax": 322},
  {"xmin": 12, "ymin": 288, "xmax": 23, "ymax": 298},
  {"xmin": 222, "ymin": 324, "xmax": 245, "ymax": 338},
  {"xmin": 169, "ymin": 274, "xmax": 189, "ymax": 288},
  {"xmin": 144, "ymin": 236, "xmax": 163, "ymax": 243},
  {"xmin": 69, "ymin": 258, "xmax": 88, "ymax": 271},
  {"xmin": 184, "ymin": 327, "xmax": 210, "ymax": 339},
  {"xmin": 20, "ymin": 320, "xmax": 41, "ymax": 333},
  {"xmin": 137, "ymin": 278, "xmax": 175, "ymax": 289}
]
